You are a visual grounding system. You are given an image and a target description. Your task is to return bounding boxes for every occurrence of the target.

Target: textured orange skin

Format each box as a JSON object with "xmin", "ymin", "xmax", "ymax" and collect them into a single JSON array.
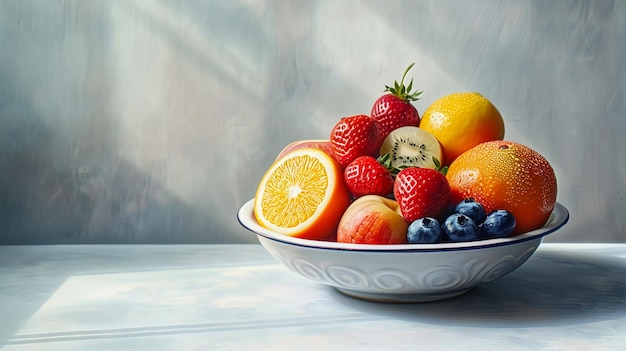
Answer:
[
  {"xmin": 446, "ymin": 140, "xmax": 557, "ymax": 235},
  {"xmin": 337, "ymin": 195, "xmax": 409, "ymax": 244}
]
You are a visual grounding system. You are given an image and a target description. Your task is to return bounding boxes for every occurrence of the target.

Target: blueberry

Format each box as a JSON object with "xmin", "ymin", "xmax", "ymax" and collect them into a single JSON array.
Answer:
[
  {"xmin": 454, "ymin": 198, "xmax": 486, "ymax": 225},
  {"xmin": 407, "ymin": 217, "xmax": 443, "ymax": 244},
  {"xmin": 443, "ymin": 213, "xmax": 479, "ymax": 242},
  {"xmin": 480, "ymin": 210, "xmax": 516, "ymax": 238}
]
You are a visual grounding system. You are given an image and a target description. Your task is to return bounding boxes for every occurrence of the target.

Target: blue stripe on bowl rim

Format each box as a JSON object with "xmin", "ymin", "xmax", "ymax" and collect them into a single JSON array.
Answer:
[{"xmin": 237, "ymin": 199, "xmax": 569, "ymax": 254}]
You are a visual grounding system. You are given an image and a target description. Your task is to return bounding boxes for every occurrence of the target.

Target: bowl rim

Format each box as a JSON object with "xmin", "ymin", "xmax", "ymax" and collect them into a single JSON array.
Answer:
[{"xmin": 237, "ymin": 199, "xmax": 569, "ymax": 253}]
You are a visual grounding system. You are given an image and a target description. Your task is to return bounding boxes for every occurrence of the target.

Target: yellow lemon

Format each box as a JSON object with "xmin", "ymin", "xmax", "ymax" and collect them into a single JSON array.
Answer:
[{"xmin": 420, "ymin": 92, "xmax": 504, "ymax": 165}]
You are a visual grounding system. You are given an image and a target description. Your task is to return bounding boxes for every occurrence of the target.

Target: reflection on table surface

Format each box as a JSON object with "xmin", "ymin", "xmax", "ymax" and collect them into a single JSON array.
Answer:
[{"xmin": 0, "ymin": 244, "xmax": 624, "ymax": 350}]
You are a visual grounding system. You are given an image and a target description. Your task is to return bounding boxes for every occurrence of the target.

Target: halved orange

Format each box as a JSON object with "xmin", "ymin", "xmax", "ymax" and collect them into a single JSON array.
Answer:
[{"xmin": 254, "ymin": 147, "xmax": 352, "ymax": 240}]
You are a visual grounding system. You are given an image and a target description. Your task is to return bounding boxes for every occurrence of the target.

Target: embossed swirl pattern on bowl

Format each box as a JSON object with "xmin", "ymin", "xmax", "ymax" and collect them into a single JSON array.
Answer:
[
  {"xmin": 239, "ymin": 200, "xmax": 569, "ymax": 302},
  {"xmin": 264, "ymin": 241, "xmax": 538, "ymax": 294}
]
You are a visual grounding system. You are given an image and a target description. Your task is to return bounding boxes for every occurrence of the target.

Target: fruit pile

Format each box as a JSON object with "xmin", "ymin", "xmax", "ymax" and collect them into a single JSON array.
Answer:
[{"xmin": 253, "ymin": 64, "xmax": 557, "ymax": 245}]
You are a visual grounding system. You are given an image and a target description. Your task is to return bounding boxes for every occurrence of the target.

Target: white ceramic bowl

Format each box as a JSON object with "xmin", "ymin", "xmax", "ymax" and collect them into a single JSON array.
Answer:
[{"xmin": 237, "ymin": 199, "xmax": 569, "ymax": 303}]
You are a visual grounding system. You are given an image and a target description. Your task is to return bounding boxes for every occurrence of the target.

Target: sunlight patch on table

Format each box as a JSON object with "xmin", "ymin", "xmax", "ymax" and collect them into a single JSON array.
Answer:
[{"xmin": 7, "ymin": 263, "xmax": 334, "ymax": 345}]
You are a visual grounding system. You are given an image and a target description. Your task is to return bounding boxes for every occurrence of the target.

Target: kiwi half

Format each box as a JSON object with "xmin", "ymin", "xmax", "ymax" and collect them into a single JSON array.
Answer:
[{"xmin": 380, "ymin": 126, "xmax": 443, "ymax": 169}]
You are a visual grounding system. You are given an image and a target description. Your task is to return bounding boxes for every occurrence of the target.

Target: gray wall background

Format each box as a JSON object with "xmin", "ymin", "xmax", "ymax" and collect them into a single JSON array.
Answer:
[{"xmin": 0, "ymin": 0, "xmax": 624, "ymax": 244}]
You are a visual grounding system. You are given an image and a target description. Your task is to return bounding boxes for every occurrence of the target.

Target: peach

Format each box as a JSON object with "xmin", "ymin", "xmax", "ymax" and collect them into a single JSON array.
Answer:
[
  {"xmin": 337, "ymin": 195, "xmax": 409, "ymax": 244},
  {"xmin": 275, "ymin": 140, "xmax": 334, "ymax": 161}
]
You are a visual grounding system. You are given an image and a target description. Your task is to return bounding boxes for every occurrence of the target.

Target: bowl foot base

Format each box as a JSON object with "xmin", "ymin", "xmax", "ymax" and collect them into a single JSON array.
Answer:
[{"xmin": 335, "ymin": 287, "xmax": 473, "ymax": 303}]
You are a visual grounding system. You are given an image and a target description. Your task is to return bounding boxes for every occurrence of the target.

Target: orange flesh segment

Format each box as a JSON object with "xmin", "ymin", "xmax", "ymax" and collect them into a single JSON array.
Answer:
[{"xmin": 259, "ymin": 154, "xmax": 328, "ymax": 228}]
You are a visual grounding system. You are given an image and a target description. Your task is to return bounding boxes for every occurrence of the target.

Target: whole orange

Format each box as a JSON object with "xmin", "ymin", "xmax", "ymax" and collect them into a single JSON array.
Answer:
[
  {"xmin": 419, "ymin": 92, "xmax": 504, "ymax": 165},
  {"xmin": 446, "ymin": 140, "xmax": 557, "ymax": 235}
]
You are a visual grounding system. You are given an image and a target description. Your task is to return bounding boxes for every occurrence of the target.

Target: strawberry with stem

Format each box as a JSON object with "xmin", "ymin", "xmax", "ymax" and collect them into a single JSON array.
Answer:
[
  {"xmin": 344, "ymin": 153, "xmax": 398, "ymax": 198},
  {"xmin": 371, "ymin": 63, "xmax": 423, "ymax": 142},
  {"xmin": 393, "ymin": 162, "xmax": 451, "ymax": 222}
]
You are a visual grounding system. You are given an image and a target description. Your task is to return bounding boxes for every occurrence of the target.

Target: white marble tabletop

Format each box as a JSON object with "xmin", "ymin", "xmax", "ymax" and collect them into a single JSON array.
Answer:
[{"xmin": 1, "ymin": 243, "xmax": 625, "ymax": 350}]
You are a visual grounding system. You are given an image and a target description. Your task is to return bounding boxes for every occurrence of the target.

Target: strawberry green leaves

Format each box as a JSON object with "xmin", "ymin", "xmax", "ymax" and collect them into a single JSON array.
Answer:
[{"xmin": 384, "ymin": 63, "xmax": 423, "ymax": 102}]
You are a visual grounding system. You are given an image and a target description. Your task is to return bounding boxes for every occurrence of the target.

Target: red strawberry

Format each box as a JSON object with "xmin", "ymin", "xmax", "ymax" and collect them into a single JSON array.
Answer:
[
  {"xmin": 393, "ymin": 166, "xmax": 450, "ymax": 222},
  {"xmin": 344, "ymin": 154, "xmax": 395, "ymax": 198},
  {"xmin": 371, "ymin": 63, "xmax": 423, "ymax": 141},
  {"xmin": 330, "ymin": 114, "xmax": 380, "ymax": 168}
]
